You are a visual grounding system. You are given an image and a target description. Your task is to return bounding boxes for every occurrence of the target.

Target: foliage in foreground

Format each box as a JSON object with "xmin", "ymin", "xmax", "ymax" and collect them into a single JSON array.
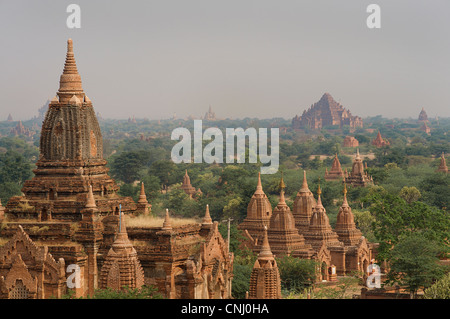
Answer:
[
  {"xmin": 423, "ymin": 272, "xmax": 450, "ymax": 299},
  {"xmin": 62, "ymin": 285, "xmax": 164, "ymax": 299}
]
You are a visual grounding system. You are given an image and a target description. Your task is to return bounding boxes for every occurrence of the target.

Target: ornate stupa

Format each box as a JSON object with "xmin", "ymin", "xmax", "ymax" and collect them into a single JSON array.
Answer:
[
  {"xmin": 267, "ymin": 177, "xmax": 315, "ymax": 257},
  {"xmin": 238, "ymin": 172, "xmax": 273, "ymax": 252},
  {"xmin": 303, "ymin": 183, "xmax": 343, "ymax": 252},
  {"xmin": 292, "ymin": 171, "xmax": 316, "ymax": 235},
  {"xmin": 5, "ymin": 39, "xmax": 136, "ymax": 221},
  {"xmin": 99, "ymin": 208, "xmax": 145, "ymax": 291},
  {"xmin": 247, "ymin": 226, "xmax": 281, "ymax": 299},
  {"xmin": 334, "ymin": 184, "xmax": 363, "ymax": 246}
]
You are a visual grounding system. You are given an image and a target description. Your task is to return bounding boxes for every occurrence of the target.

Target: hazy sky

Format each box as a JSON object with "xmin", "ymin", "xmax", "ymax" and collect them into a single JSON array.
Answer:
[{"xmin": 1, "ymin": 0, "xmax": 449, "ymax": 120}]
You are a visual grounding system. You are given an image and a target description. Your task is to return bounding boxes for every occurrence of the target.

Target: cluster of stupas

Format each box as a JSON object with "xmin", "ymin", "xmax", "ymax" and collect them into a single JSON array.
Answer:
[
  {"xmin": 0, "ymin": 39, "xmax": 233, "ymax": 299},
  {"xmin": 239, "ymin": 170, "xmax": 374, "ymax": 292},
  {"xmin": 324, "ymin": 151, "xmax": 373, "ymax": 187}
]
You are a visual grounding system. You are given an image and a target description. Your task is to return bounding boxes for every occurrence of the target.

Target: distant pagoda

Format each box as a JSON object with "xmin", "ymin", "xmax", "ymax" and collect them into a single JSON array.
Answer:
[
  {"xmin": 181, "ymin": 170, "xmax": 201, "ymax": 198},
  {"xmin": 203, "ymin": 105, "xmax": 216, "ymax": 121},
  {"xmin": 325, "ymin": 154, "xmax": 344, "ymax": 181},
  {"xmin": 372, "ymin": 131, "xmax": 390, "ymax": 148},
  {"xmin": 344, "ymin": 149, "xmax": 373, "ymax": 187},
  {"xmin": 418, "ymin": 107, "xmax": 428, "ymax": 123},
  {"xmin": 292, "ymin": 93, "xmax": 363, "ymax": 130},
  {"xmin": 437, "ymin": 153, "xmax": 448, "ymax": 174}
]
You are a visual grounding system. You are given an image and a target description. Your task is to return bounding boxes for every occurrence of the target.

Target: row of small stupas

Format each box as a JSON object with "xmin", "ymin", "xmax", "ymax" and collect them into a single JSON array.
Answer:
[
  {"xmin": 238, "ymin": 171, "xmax": 375, "ymax": 284},
  {"xmin": 0, "ymin": 39, "xmax": 233, "ymax": 299}
]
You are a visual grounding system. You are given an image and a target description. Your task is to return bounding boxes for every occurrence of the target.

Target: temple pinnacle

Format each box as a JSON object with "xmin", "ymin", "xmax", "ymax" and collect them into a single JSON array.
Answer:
[
  {"xmin": 58, "ymin": 38, "xmax": 83, "ymax": 97},
  {"xmin": 202, "ymin": 204, "xmax": 213, "ymax": 225},
  {"xmin": 85, "ymin": 185, "xmax": 96, "ymax": 208},
  {"xmin": 162, "ymin": 209, "xmax": 172, "ymax": 230}
]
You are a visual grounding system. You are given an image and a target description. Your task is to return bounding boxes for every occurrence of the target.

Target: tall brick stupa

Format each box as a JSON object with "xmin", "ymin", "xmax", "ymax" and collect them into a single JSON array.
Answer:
[{"xmin": 5, "ymin": 39, "xmax": 136, "ymax": 221}]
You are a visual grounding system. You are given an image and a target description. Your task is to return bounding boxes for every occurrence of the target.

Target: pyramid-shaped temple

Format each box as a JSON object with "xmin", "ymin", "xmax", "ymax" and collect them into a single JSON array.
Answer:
[{"xmin": 292, "ymin": 93, "xmax": 363, "ymax": 130}]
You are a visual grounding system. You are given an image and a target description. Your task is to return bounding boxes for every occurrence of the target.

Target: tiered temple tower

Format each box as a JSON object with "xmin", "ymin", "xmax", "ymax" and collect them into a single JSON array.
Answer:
[
  {"xmin": 5, "ymin": 39, "xmax": 136, "ymax": 221},
  {"xmin": 267, "ymin": 182, "xmax": 315, "ymax": 257},
  {"xmin": 302, "ymin": 184, "xmax": 343, "ymax": 252},
  {"xmin": 334, "ymin": 184, "xmax": 362, "ymax": 246},
  {"xmin": 238, "ymin": 172, "xmax": 273, "ymax": 252},
  {"xmin": 324, "ymin": 154, "xmax": 344, "ymax": 181},
  {"xmin": 292, "ymin": 171, "xmax": 316, "ymax": 234},
  {"xmin": 334, "ymin": 184, "xmax": 371, "ymax": 275},
  {"xmin": 247, "ymin": 227, "xmax": 281, "ymax": 299}
]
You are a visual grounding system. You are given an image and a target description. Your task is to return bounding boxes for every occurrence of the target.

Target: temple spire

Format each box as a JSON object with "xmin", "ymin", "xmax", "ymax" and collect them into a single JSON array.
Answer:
[
  {"xmin": 138, "ymin": 182, "xmax": 147, "ymax": 204},
  {"xmin": 278, "ymin": 171, "xmax": 286, "ymax": 191},
  {"xmin": 254, "ymin": 171, "xmax": 264, "ymax": 195},
  {"xmin": 342, "ymin": 182, "xmax": 349, "ymax": 207},
  {"xmin": 316, "ymin": 179, "xmax": 323, "ymax": 207},
  {"xmin": 258, "ymin": 226, "xmax": 273, "ymax": 259},
  {"xmin": 58, "ymin": 38, "xmax": 83, "ymax": 99},
  {"xmin": 300, "ymin": 170, "xmax": 309, "ymax": 191},
  {"xmin": 85, "ymin": 185, "xmax": 96, "ymax": 209},
  {"xmin": 162, "ymin": 209, "xmax": 172, "ymax": 230},
  {"xmin": 202, "ymin": 204, "xmax": 213, "ymax": 226}
]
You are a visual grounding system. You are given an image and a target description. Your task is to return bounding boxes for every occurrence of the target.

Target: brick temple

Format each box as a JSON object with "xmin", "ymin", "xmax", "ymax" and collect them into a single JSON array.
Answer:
[
  {"xmin": 344, "ymin": 150, "xmax": 373, "ymax": 187},
  {"xmin": 371, "ymin": 131, "xmax": 390, "ymax": 148},
  {"xmin": 0, "ymin": 39, "xmax": 233, "ymax": 299},
  {"xmin": 292, "ymin": 93, "xmax": 363, "ymax": 130},
  {"xmin": 324, "ymin": 154, "xmax": 345, "ymax": 181}
]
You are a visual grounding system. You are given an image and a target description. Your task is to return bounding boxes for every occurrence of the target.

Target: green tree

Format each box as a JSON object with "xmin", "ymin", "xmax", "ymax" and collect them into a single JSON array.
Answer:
[
  {"xmin": 399, "ymin": 186, "xmax": 421, "ymax": 204},
  {"xmin": 386, "ymin": 233, "xmax": 446, "ymax": 298},
  {"xmin": 89, "ymin": 285, "xmax": 164, "ymax": 299},
  {"xmin": 232, "ymin": 263, "xmax": 253, "ymax": 299},
  {"xmin": 109, "ymin": 150, "xmax": 151, "ymax": 183},
  {"xmin": 276, "ymin": 256, "xmax": 317, "ymax": 293},
  {"xmin": 365, "ymin": 190, "xmax": 450, "ymax": 262},
  {"xmin": 423, "ymin": 272, "xmax": 450, "ymax": 299},
  {"xmin": 0, "ymin": 150, "xmax": 33, "ymax": 185}
]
